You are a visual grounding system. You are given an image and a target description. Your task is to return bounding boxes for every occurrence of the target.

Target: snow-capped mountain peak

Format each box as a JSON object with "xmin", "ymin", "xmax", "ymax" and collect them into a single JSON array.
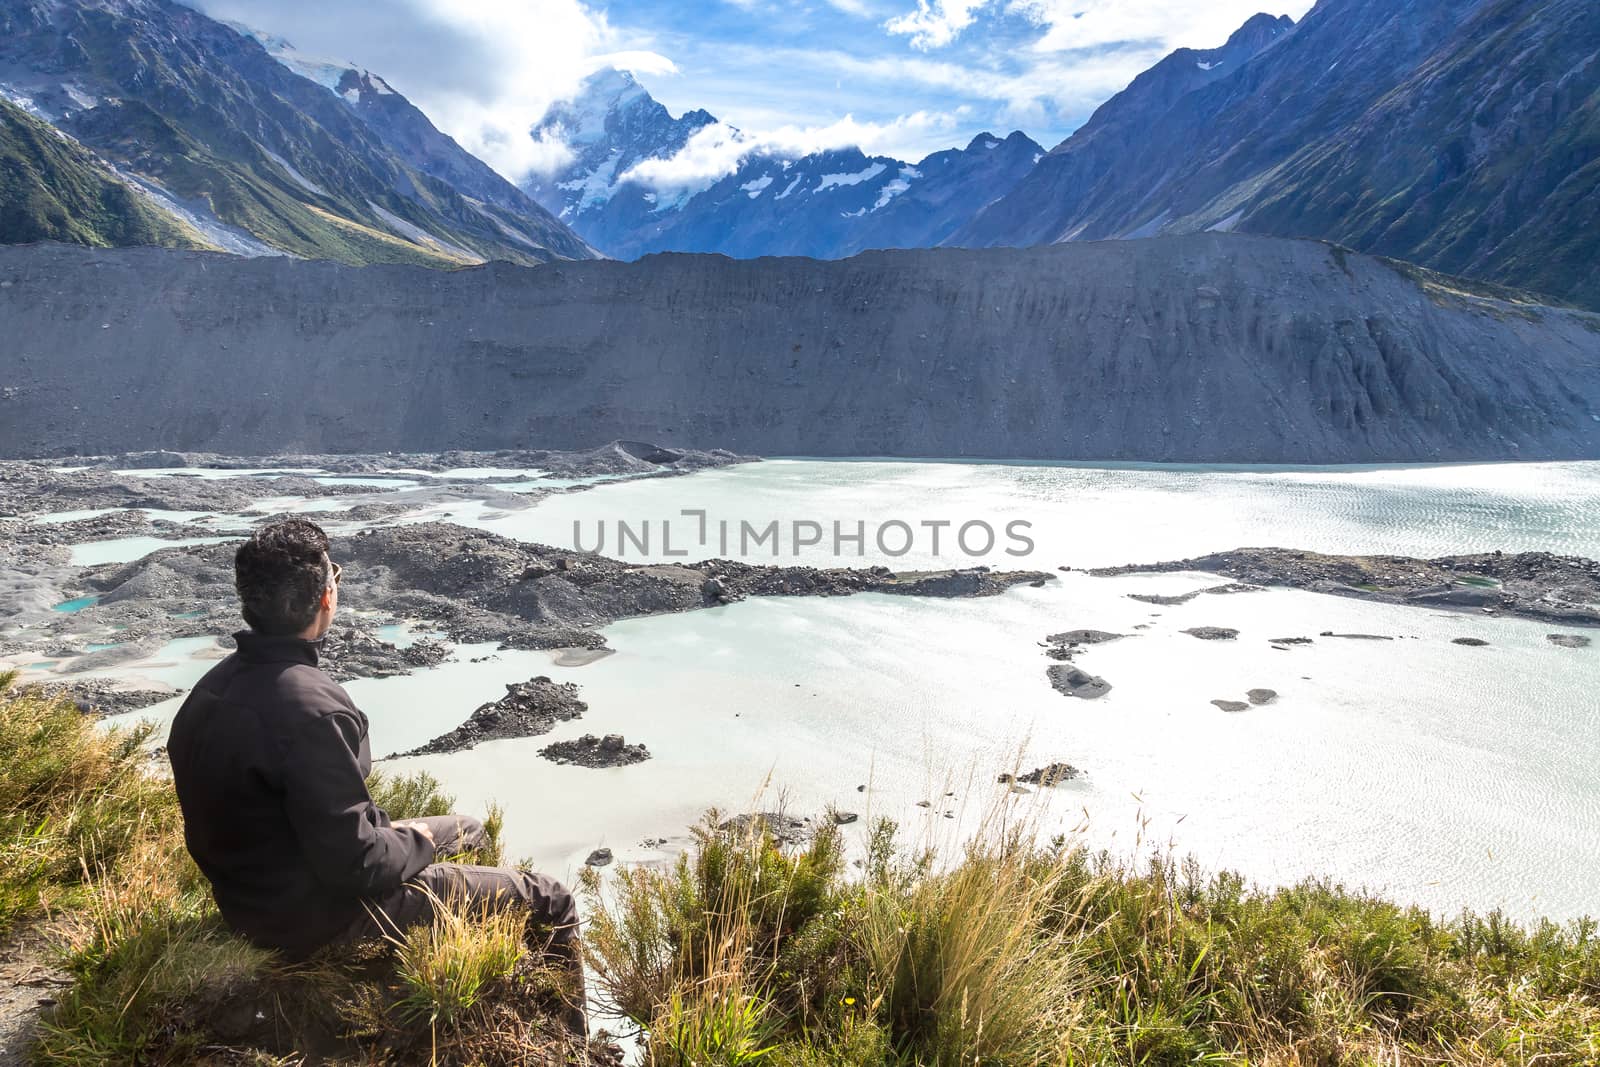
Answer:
[
  {"xmin": 518, "ymin": 71, "xmax": 1044, "ymax": 262},
  {"xmin": 223, "ymin": 22, "xmax": 357, "ymax": 93}
]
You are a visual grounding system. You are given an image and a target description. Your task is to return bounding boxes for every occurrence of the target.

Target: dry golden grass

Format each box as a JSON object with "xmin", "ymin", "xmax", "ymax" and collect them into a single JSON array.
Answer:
[{"xmin": 5, "ymin": 675, "xmax": 1596, "ymax": 1065}]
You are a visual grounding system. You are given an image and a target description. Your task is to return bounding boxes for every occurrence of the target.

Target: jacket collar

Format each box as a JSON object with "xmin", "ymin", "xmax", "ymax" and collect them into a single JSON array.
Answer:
[{"xmin": 233, "ymin": 629, "xmax": 321, "ymax": 667}]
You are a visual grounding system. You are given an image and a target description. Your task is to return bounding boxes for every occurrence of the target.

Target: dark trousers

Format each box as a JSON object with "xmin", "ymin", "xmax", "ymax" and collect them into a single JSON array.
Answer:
[{"xmin": 339, "ymin": 814, "xmax": 587, "ymax": 1034}]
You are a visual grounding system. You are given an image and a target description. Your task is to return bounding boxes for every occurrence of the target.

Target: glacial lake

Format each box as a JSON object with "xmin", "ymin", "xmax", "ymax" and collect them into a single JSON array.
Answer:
[{"xmin": 87, "ymin": 460, "xmax": 1600, "ymax": 923}]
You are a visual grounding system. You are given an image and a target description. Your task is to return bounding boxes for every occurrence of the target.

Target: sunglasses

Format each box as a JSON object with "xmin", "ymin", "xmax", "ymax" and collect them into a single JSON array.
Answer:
[{"xmin": 329, "ymin": 561, "xmax": 343, "ymax": 588}]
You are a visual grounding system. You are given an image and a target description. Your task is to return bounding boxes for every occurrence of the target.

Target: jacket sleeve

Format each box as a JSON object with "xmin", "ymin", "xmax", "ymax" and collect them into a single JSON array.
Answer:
[{"xmin": 281, "ymin": 710, "xmax": 435, "ymax": 896}]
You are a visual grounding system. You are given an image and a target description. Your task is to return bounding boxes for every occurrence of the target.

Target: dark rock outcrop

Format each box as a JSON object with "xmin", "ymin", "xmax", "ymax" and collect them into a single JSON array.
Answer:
[
  {"xmin": 1098, "ymin": 548, "xmax": 1600, "ymax": 628},
  {"xmin": 998, "ymin": 763, "xmax": 1081, "ymax": 786},
  {"xmin": 539, "ymin": 734, "xmax": 650, "ymax": 768},
  {"xmin": 1047, "ymin": 664, "xmax": 1112, "ymax": 699},
  {"xmin": 1184, "ymin": 627, "xmax": 1239, "ymax": 641},
  {"xmin": 1046, "ymin": 630, "xmax": 1124, "ymax": 646},
  {"xmin": 19, "ymin": 678, "xmax": 176, "ymax": 716},
  {"xmin": 391, "ymin": 677, "xmax": 587, "ymax": 758}
]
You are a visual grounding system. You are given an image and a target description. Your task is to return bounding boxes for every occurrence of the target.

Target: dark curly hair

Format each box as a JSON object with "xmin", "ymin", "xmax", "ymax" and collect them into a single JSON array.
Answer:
[{"xmin": 235, "ymin": 519, "xmax": 333, "ymax": 636}]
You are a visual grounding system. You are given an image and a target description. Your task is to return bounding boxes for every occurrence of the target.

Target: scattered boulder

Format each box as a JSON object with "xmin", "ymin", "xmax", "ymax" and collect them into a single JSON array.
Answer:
[
  {"xmin": 832, "ymin": 811, "xmax": 859, "ymax": 825},
  {"xmin": 1211, "ymin": 699, "xmax": 1251, "ymax": 712},
  {"xmin": 1041, "ymin": 628, "xmax": 1125, "ymax": 661},
  {"xmin": 1548, "ymin": 633, "xmax": 1592, "ymax": 648},
  {"xmin": 1047, "ymin": 664, "xmax": 1112, "ymax": 699},
  {"xmin": 1320, "ymin": 631, "xmax": 1394, "ymax": 640},
  {"xmin": 1269, "ymin": 637, "xmax": 1313, "ymax": 646},
  {"xmin": 1452, "ymin": 637, "xmax": 1491, "ymax": 647},
  {"xmin": 1247, "ymin": 688, "xmax": 1278, "ymax": 705},
  {"xmin": 1184, "ymin": 627, "xmax": 1239, "ymax": 641},
  {"xmin": 1046, "ymin": 629, "xmax": 1124, "ymax": 646},
  {"xmin": 585, "ymin": 848, "xmax": 614, "ymax": 868},
  {"xmin": 719, "ymin": 813, "xmax": 809, "ymax": 847},
  {"xmin": 540, "ymin": 733, "xmax": 651, "ymax": 768},
  {"xmin": 998, "ymin": 762, "xmax": 1081, "ymax": 786},
  {"xmin": 1129, "ymin": 591, "xmax": 1201, "ymax": 606}
]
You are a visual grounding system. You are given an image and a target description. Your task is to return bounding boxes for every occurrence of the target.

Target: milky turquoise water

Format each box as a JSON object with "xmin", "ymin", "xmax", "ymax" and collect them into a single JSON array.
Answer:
[
  {"xmin": 465, "ymin": 459, "xmax": 1600, "ymax": 566},
  {"xmin": 80, "ymin": 460, "xmax": 1600, "ymax": 922}
]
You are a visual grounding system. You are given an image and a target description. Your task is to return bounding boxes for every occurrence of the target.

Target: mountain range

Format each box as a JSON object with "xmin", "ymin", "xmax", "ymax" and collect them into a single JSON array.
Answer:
[
  {"xmin": 949, "ymin": 0, "xmax": 1600, "ymax": 310},
  {"xmin": 0, "ymin": 0, "xmax": 594, "ymax": 266},
  {"xmin": 0, "ymin": 0, "xmax": 1594, "ymax": 313},
  {"xmin": 521, "ymin": 67, "xmax": 1045, "ymax": 261}
]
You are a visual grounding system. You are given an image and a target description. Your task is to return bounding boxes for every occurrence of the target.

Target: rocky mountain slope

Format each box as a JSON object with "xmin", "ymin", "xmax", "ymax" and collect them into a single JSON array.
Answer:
[
  {"xmin": 521, "ymin": 69, "xmax": 1042, "ymax": 260},
  {"xmin": 949, "ymin": 0, "xmax": 1600, "ymax": 310},
  {"xmin": 0, "ymin": 96, "xmax": 195, "ymax": 248},
  {"xmin": 0, "ymin": 0, "xmax": 594, "ymax": 266},
  {"xmin": 238, "ymin": 27, "xmax": 596, "ymax": 251},
  {"xmin": 3, "ymin": 236, "xmax": 1598, "ymax": 462}
]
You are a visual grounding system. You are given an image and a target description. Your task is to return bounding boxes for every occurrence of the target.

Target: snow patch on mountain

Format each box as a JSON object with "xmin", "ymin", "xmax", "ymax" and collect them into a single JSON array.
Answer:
[
  {"xmin": 817, "ymin": 162, "xmax": 886, "ymax": 192},
  {"xmin": 558, "ymin": 149, "xmax": 626, "ymax": 212},
  {"xmin": 873, "ymin": 165, "xmax": 922, "ymax": 210},
  {"xmin": 368, "ymin": 202, "xmax": 480, "ymax": 261},
  {"xmin": 0, "ymin": 84, "xmax": 46, "ymax": 119},
  {"xmin": 260, "ymin": 147, "xmax": 327, "ymax": 197},
  {"xmin": 741, "ymin": 174, "xmax": 774, "ymax": 198},
  {"xmin": 226, "ymin": 22, "xmax": 356, "ymax": 93},
  {"xmin": 559, "ymin": 68, "xmax": 648, "ymax": 145},
  {"xmin": 118, "ymin": 168, "xmax": 288, "ymax": 257}
]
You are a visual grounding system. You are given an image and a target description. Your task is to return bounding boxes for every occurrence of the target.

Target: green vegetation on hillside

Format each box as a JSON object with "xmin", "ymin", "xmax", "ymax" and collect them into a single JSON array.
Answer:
[
  {"xmin": 0, "ymin": 99, "xmax": 197, "ymax": 250},
  {"xmin": 66, "ymin": 100, "xmax": 478, "ymax": 270},
  {"xmin": 2, "ymin": 674, "xmax": 1595, "ymax": 1064}
]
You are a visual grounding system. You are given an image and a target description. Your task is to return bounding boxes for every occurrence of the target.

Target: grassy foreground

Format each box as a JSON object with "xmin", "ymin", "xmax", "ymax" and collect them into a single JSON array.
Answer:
[{"xmin": 2, "ymin": 673, "xmax": 1597, "ymax": 1065}]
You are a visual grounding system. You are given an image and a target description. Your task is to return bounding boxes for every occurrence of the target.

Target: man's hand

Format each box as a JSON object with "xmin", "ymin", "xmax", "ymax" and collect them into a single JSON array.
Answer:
[{"xmin": 395, "ymin": 819, "xmax": 435, "ymax": 846}]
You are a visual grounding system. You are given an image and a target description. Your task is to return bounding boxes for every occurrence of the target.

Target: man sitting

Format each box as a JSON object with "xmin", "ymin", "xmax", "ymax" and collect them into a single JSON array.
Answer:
[{"xmin": 167, "ymin": 518, "xmax": 585, "ymax": 1032}]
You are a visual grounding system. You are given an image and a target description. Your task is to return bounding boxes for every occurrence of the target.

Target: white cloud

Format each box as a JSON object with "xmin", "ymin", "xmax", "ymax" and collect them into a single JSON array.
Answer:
[
  {"xmin": 192, "ymin": 0, "xmax": 672, "ymax": 183},
  {"xmin": 736, "ymin": 45, "xmax": 1162, "ymax": 136},
  {"xmin": 398, "ymin": 0, "xmax": 679, "ymax": 181},
  {"xmin": 618, "ymin": 110, "xmax": 963, "ymax": 195},
  {"xmin": 591, "ymin": 50, "xmax": 681, "ymax": 77},
  {"xmin": 884, "ymin": 0, "xmax": 993, "ymax": 50},
  {"xmin": 619, "ymin": 123, "xmax": 751, "ymax": 192},
  {"xmin": 1008, "ymin": 0, "xmax": 1311, "ymax": 53},
  {"xmin": 883, "ymin": 0, "xmax": 1313, "ymax": 55}
]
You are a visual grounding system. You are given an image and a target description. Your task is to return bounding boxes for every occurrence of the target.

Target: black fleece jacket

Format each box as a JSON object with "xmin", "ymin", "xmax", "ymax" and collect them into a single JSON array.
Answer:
[{"xmin": 167, "ymin": 630, "xmax": 434, "ymax": 956}]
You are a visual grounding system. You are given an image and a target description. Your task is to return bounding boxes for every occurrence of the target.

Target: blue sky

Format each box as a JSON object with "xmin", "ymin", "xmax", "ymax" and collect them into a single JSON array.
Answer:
[{"xmin": 194, "ymin": 0, "xmax": 1316, "ymax": 180}]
